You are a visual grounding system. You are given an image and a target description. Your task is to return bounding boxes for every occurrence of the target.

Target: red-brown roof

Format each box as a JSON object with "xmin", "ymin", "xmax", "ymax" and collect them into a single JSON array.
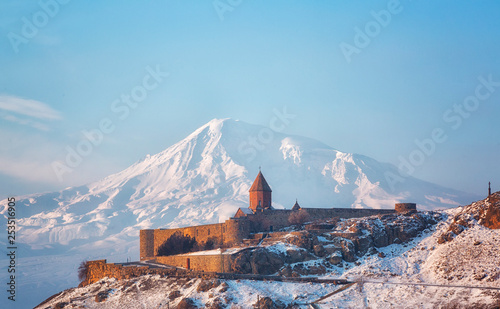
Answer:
[
  {"xmin": 291, "ymin": 200, "xmax": 301, "ymax": 210},
  {"xmin": 249, "ymin": 171, "xmax": 272, "ymax": 192}
]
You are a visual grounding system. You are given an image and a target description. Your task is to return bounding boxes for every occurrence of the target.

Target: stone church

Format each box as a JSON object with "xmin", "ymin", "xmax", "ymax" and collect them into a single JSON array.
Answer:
[{"xmin": 140, "ymin": 171, "xmax": 413, "ymax": 260}]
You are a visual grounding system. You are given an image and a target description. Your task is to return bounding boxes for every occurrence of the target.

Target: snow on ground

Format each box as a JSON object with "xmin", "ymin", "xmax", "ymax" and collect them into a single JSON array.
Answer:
[
  {"xmin": 35, "ymin": 275, "xmax": 340, "ymax": 309},
  {"xmin": 0, "ymin": 119, "xmax": 483, "ymax": 308},
  {"xmin": 35, "ymin": 206, "xmax": 500, "ymax": 309},
  {"xmin": 320, "ymin": 208, "xmax": 500, "ymax": 308}
]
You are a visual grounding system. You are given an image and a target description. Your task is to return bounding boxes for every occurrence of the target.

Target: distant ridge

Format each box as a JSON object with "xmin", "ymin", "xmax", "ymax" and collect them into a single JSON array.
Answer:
[
  {"xmin": 2, "ymin": 118, "xmax": 478, "ymax": 253},
  {"xmin": 0, "ymin": 118, "xmax": 480, "ymax": 309}
]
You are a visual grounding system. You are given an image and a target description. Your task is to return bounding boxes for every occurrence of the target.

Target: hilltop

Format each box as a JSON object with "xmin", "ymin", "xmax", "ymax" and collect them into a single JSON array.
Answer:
[
  {"xmin": 0, "ymin": 119, "xmax": 480, "ymax": 308},
  {"xmin": 36, "ymin": 193, "xmax": 500, "ymax": 308}
]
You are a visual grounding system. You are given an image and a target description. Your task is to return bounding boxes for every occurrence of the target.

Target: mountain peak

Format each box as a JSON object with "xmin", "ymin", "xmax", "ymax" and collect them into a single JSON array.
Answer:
[
  {"xmin": 196, "ymin": 117, "xmax": 231, "ymax": 132},
  {"xmin": 5, "ymin": 118, "xmax": 481, "ymax": 308},
  {"xmin": 7, "ymin": 118, "xmax": 479, "ymax": 254}
]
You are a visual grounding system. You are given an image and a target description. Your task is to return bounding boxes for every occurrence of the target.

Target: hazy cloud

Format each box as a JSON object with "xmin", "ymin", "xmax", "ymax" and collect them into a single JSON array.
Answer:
[
  {"xmin": 0, "ymin": 95, "xmax": 62, "ymax": 120},
  {"xmin": 0, "ymin": 156, "xmax": 59, "ymax": 185},
  {"xmin": 1, "ymin": 114, "xmax": 50, "ymax": 131}
]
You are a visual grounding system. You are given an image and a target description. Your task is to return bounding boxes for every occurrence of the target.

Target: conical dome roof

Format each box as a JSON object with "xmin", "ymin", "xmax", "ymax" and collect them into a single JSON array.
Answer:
[
  {"xmin": 291, "ymin": 199, "xmax": 301, "ymax": 210},
  {"xmin": 249, "ymin": 171, "xmax": 272, "ymax": 192}
]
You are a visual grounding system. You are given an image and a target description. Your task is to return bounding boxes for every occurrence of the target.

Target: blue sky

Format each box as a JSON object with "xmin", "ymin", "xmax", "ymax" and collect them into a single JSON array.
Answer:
[{"xmin": 1, "ymin": 0, "xmax": 499, "ymax": 197}]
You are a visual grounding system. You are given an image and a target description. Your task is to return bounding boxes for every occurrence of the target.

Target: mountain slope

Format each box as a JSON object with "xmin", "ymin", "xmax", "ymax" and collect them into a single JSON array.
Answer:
[
  {"xmin": 36, "ymin": 194, "xmax": 500, "ymax": 309},
  {"xmin": 6, "ymin": 119, "xmax": 476, "ymax": 249},
  {"xmin": 0, "ymin": 118, "xmax": 479, "ymax": 308}
]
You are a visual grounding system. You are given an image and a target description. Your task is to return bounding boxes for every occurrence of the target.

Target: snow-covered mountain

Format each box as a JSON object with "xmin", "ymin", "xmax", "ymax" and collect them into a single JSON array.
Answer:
[
  {"xmin": 0, "ymin": 118, "xmax": 479, "ymax": 308},
  {"xmin": 5, "ymin": 118, "xmax": 477, "ymax": 251}
]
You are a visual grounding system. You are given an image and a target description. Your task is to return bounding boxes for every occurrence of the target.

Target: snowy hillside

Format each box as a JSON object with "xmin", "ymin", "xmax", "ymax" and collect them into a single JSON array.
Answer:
[
  {"xmin": 36, "ymin": 194, "xmax": 500, "ymax": 309},
  {"xmin": 0, "ymin": 118, "xmax": 479, "ymax": 308}
]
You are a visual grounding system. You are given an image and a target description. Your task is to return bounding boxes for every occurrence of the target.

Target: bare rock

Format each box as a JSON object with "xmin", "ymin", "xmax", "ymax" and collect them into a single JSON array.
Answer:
[
  {"xmin": 230, "ymin": 251, "xmax": 252, "ymax": 274},
  {"xmin": 285, "ymin": 231, "xmax": 317, "ymax": 250},
  {"xmin": 323, "ymin": 245, "xmax": 341, "ymax": 255},
  {"xmin": 283, "ymin": 248, "xmax": 315, "ymax": 264},
  {"xmin": 54, "ymin": 302, "xmax": 69, "ymax": 309},
  {"xmin": 206, "ymin": 297, "xmax": 227, "ymax": 309},
  {"xmin": 340, "ymin": 239, "xmax": 357, "ymax": 262},
  {"xmin": 168, "ymin": 290, "xmax": 181, "ymax": 300},
  {"xmin": 250, "ymin": 248, "xmax": 284, "ymax": 275},
  {"xmin": 439, "ymin": 193, "xmax": 500, "ymax": 243},
  {"xmin": 327, "ymin": 251, "xmax": 343, "ymax": 265},
  {"xmin": 253, "ymin": 296, "xmax": 285, "ymax": 309},
  {"xmin": 231, "ymin": 248, "xmax": 284, "ymax": 275},
  {"xmin": 197, "ymin": 279, "xmax": 221, "ymax": 292},
  {"xmin": 353, "ymin": 236, "xmax": 373, "ymax": 256},
  {"xmin": 313, "ymin": 244, "xmax": 326, "ymax": 257},
  {"xmin": 367, "ymin": 247, "xmax": 379, "ymax": 255},
  {"xmin": 278, "ymin": 265, "xmax": 294, "ymax": 277},
  {"xmin": 178, "ymin": 297, "xmax": 198, "ymax": 309},
  {"xmin": 483, "ymin": 195, "xmax": 500, "ymax": 229},
  {"xmin": 95, "ymin": 289, "xmax": 111, "ymax": 303},
  {"xmin": 219, "ymin": 282, "xmax": 229, "ymax": 292}
]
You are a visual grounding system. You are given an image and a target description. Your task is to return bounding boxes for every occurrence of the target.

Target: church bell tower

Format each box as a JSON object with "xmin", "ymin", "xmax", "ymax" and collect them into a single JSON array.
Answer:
[{"xmin": 249, "ymin": 171, "xmax": 272, "ymax": 211}]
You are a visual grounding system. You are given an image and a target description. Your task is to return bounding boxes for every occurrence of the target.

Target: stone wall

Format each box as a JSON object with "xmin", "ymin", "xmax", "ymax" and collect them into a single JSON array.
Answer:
[
  {"xmin": 245, "ymin": 208, "xmax": 395, "ymax": 233},
  {"xmin": 146, "ymin": 222, "xmax": 225, "ymax": 258},
  {"xmin": 80, "ymin": 259, "xmax": 224, "ymax": 287},
  {"xmin": 248, "ymin": 209, "xmax": 293, "ymax": 232},
  {"xmin": 223, "ymin": 218, "xmax": 251, "ymax": 245},
  {"xmin": 304, "ymin": 208, "xmax": 395, "ymax": 219},
  {"xmin": 395, "ymin": 203, "xmax": 417, "ymax": 213},
  {"xmin": 140, "ymin": 207, "xmax": 399, "ymax": 260},
  {"xmin": 81, "ymin": 259, "xmax": 349, "ymax": 288},
  {"xmin": 140, "ymin": 230, "xmax": 155, "ymax": 259},
  {"xmin": 141, "ymin": 219, "xmax": 251, "ymax": 260},
  {"xmin": 82, "ymin": 260, "xmax": 160, "ymax": 286},
  {"xmin": 156, "ymin": 253, "xmax": 234, "ymax": 273}
]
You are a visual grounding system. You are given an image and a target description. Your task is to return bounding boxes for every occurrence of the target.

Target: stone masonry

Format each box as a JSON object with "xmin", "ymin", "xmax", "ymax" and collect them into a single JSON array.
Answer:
[{"xmin": 140, "ymin": 171, "xmax": 414, "ymax": 261}]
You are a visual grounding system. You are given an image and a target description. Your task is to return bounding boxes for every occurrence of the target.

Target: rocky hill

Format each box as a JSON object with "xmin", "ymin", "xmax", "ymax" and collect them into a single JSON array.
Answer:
[
  {"xmin": 36, "ymin": 194, "xmax": 500, "ymax": 308},
  {"xmin": 0, "ymin": 118, "xmax": 479, "ymax": 308}
]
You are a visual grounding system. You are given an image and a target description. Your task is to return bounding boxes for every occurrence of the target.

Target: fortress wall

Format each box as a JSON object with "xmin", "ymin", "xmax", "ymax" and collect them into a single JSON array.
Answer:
[
  {"xmin": 156, "ymin": 253, "xmax": 234, "ymax": 273},
  {"xmin": 140, "ymin": 207, "xmax": 398, "ymax": 260},
  {"xmin": 242, "ymin": 208, "xmax": 395, "ymax": 233},
  {"xmin": 82, "ymin": 260, "xmax": 153, "ymax": 286},
  {"xmin": 140, "ymin": 229, "xmax": 155, "ymax": 260},
  {"xmin": 146, "ymin": 219, "xmax": 252, "ymax": 259},
  {"xmin": 81, "ymin": 259, "xmax": 226, "ymax": 287},
  {"xmin": 395, "ymin": 203, "xmax": 417, "ymax": 213},
  {"xmin": 246, "ymin": 209, "xmax": 294, "ymax": 232},
  {"xmin": 187, "ymin": 222, "xmax": 225, "ymax": 244},
  {"xmin": 151, "ymin": 223, "xmax": 224, "ymax": 256},
  {"xmin": 153, "ymin": 229, "xmax": 180, "ymax": 256},
  {"xmin": 303, "ymin": 208, "xmax": 395, "ymax": 220},
  {"xmin": 223, "ymin": 218, "xmax": 251, "ymax": 245}
]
